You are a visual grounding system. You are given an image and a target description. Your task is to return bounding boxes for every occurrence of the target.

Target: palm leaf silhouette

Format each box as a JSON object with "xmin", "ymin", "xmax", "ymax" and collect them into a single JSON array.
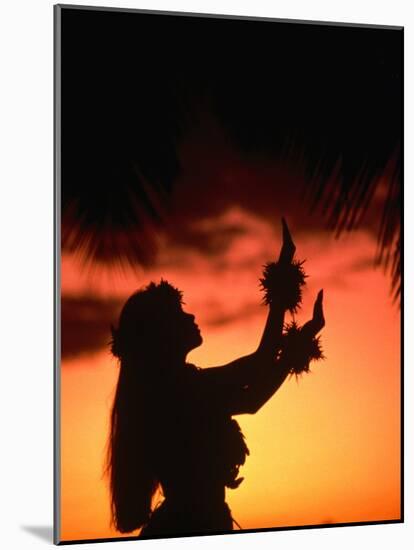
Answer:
[
  {"xmin": 303, "ymin": 147, "xmax": 401, "ymax": 303},
  {"xmin": 60, "ymin": 10, "xmax": 402, "ymax": 299}
]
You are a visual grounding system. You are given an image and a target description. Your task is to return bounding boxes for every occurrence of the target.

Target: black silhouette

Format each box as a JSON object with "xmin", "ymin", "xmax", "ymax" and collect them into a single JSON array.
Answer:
[{"xmin": 104, "ymin": 219, "xmax": 325, "ymax": 537}]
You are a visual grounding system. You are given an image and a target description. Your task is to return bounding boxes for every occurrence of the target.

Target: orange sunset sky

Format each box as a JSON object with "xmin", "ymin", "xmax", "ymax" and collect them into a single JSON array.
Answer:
[{"xmin": 59, "ymin": 202, "xmax": 401, "ymax": 541}]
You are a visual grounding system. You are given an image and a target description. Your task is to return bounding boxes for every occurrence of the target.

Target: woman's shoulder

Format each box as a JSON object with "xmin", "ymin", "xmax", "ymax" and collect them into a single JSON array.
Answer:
[
  {"xmin": 185, "ymin": 363, "xmax": 216, "ymax": 389},
  {"xmin": 185, "ymin": 363, "xmax": 201, "ymax": 373},
  {"xmin": 183, "ymin": 363, "xmax": 207, "ymax": 392},
  {"xmin": 184, "ymin": 364, "xmax": 233, "ymax": 416}
]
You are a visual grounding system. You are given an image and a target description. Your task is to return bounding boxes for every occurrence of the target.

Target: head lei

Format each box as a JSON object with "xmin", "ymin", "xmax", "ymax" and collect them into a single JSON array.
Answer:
[{"xmin": 110, "ymin": 279, "xmax": 184, "ymax": 359}]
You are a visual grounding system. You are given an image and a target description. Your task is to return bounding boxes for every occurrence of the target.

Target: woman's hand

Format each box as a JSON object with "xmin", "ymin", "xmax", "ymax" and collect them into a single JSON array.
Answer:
[
  {"xmin": 278, "ymin": 217, "xmax": 296, "ymax": 265},
  {"xmin": 261, "ymin": 218, "xmax": 305, "ymax": 313},
  {"xmin": 302, "ymin": 290, "xmax": 325, "ymax": 337}
]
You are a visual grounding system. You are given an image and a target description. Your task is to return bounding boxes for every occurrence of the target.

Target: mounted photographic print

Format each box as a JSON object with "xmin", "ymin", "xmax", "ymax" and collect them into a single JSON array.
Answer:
[{"xmin": 54, "ymin": 4, "xmax": 403, "ymax": 545}]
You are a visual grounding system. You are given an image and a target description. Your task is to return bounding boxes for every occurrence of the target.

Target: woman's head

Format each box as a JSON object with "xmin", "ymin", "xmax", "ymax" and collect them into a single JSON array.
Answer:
[{"xmin": 111, "ymin": 280, "xmax": 202, "ymax": 365}]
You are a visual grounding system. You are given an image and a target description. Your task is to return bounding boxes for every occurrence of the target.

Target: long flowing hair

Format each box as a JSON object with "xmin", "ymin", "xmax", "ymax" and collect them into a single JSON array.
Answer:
[{"xmin": 104, "ymin": 280, "xmax": 183, "ymax": 533}]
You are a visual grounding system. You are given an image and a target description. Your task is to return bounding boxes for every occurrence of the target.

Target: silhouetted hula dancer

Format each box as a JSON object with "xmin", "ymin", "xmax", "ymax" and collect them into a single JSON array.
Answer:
[{"xmin": 105, "ymin": 218, "xmax": 325, "ymax": 538}]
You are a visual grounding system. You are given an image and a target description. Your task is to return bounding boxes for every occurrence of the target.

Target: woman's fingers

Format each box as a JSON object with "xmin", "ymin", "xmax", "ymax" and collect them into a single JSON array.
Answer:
[
  {"xmin": 312, "ymin": 289, "xmax": 325, "ymax": 332},
  {"xmin": 278, "ymin": 217, "xmax": 296, "ymax": 264},
  {"xmin": 301, "ymin": 290, "xmax": 325, "ymax": 337}
]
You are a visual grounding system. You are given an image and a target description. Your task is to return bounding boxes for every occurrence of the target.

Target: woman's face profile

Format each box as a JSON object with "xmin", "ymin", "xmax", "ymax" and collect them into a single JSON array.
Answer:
[
  {"xmin": 115, "ymin": 283, "xmax": 204, "ymax": 361},
  {"xmin": 172, "ymin": 306, "xmax": 203, "ymax": 354}
]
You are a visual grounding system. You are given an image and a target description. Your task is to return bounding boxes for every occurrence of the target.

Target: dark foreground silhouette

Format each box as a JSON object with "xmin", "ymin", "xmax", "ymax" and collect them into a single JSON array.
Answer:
[{"xmin": 105, "ymin": 219, "xmax": 325, "ymax": 537}]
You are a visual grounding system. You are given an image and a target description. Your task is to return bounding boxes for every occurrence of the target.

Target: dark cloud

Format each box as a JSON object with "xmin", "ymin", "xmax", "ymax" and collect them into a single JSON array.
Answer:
[
  {"xmin": 202, "ymin": 301, "xmax": 262, "ymax": 329},
  {"xmin": 168, "ymin": 212, "xmax": 249, "ymax": 258},
  {"xmin": 348, "ymin": 256, "xmax": 378, "ymax": 273},
  {"xmin": 154, "ymin": 115, "xmax": 386, "ymax": 264},
  {"xmin": 61, "ymin": 296, "xmax": 122, "ymax": 359}
]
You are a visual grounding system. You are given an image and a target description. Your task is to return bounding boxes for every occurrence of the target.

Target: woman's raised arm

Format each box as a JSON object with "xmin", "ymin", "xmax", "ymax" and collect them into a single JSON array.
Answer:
[
  {"xmin": 200, "ymin": 219, "xmax": 298, "ymax": 411},
  {"xmin": 200, "ymin": 289, "xmax": 324, "ymax": 415}
]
